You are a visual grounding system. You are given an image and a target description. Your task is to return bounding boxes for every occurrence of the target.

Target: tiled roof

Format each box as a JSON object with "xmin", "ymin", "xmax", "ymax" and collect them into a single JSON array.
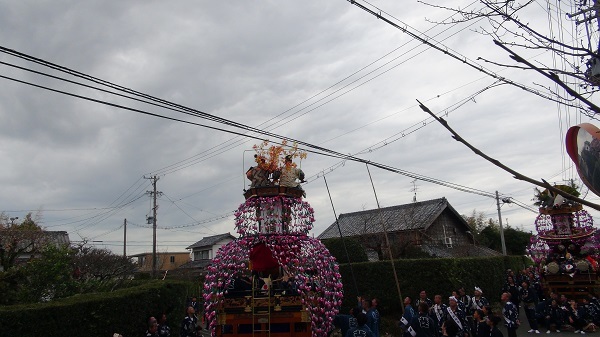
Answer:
[
  {"xmin": 177, "ymin": 259, "xmax": 212, "ymax": 270},
  {"xmin": 186, "ymin": 233, "xmax": 235, "ymax": 250},
  {"xmin": 318, "ymin": 198, "xmax": 459, "ymax": 240},
  {"xmin": 420, "ymin": 244, "xmax": 501, "ymax": 258},
  {"xmin": 45, "ymin": 231, "xmax": 70, "ymax": 245}
]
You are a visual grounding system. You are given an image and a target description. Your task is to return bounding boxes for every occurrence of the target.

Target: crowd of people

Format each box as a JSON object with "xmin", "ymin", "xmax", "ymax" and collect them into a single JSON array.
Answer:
[
  {"xmin": 133, "ymin": 265, "xmax": 600, "ymax": 337},
  {"xmin": 333, "ymin": 267, "xmax": 600, "ymax": 337},
  {"xmin": 499, "ymin": 267, "xmax": 599, "ymax": 335}
]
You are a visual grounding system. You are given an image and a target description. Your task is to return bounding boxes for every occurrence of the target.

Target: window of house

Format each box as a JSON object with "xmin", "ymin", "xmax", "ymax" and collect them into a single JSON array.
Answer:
[
  {"xmin": 194, "ymin": 250, "xmax": 211, "ymax": 260},
  {"xmin": 170, "ymin": 255, "xmax": 175, "ymax": 263}
]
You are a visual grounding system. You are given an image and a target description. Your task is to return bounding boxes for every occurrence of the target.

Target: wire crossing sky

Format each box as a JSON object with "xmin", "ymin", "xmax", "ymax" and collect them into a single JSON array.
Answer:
[{"xmin": 0, "ymin": 0, "xmax": 595, "ymax": 254}]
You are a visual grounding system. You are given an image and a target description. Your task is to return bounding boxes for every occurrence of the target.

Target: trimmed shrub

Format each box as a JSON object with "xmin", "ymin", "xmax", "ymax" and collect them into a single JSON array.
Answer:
[
  {"xmin": 0, "ymin": 280, "xmax": 192, "ymax": 337},
  {"xmin": 0, "ymin": 256, "xmax": 530, "ymax": 336},
  {"xmin": 324, "ymin": 237, "xmax": 369, "ymax": 263},
  {"xmin": 338, "ymin": 255, "xmax": 531, "ymax": 314}
]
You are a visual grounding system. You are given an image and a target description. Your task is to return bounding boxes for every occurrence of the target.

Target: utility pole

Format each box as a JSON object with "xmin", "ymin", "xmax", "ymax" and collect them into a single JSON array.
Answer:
[
  {"xmin": 496, "ymin": 191, "xmax": 507, "ymax": 256},
  {"xmin": 366, "ymin": 164, "xmax": 404, "ymax": 313},
  {"xmin": 145, "ymin": 176, "xmax": 162, "ymax": 278},
  {"xmin": 123, "ymin": 218, "xmax": 127, "ymax": 257}
]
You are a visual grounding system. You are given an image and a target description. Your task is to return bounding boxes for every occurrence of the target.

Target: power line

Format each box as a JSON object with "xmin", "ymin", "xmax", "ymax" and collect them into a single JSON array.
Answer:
[
  {"xmin": 2, "ymin": 66, "xmax": 501, "ymax": 202},
  {"xmin": 0, "ymin": 37, "xmax": 559, "ymax": 227},
  {"xmin": 0, "ymin": 68, "xmax": 496, "ymax": 200},
  {"xmin": 346, "ymin": 0, "xmax": 583, "ymax": 109}
]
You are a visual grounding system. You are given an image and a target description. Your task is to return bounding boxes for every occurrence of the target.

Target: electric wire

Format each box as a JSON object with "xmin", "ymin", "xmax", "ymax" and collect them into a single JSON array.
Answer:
[
  {"xmin": 0, "ymin": 51, "xmax": 561, "ymax": 238},
  {"xmin": 0, "ymin": 1, "xmax": 517, "ymax": 181},
  {"xmin": 0, "ymin": 70, "xmax": 502, "ymax": 201},
  {"xmin": 347, "ymin": 0, "xmax": 589, "ymax": 110},
  {"xmin": 161, "ymin": 192, "xmax": 219, "ymax": 234},
  {"xmin": 0, "ymin": 0, "xmax": 546, "ymax": 185},
  {"xmin": 0, "ymin": 0, "xmax": 584, "ymax": 236},
  {"xmin": 0, "ymin": 4, "xmax": 486, "ymax": 180}
]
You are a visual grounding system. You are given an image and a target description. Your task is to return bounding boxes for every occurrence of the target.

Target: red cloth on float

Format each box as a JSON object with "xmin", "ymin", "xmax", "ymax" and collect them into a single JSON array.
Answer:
[
  {"xmin": 249, "ymin": 243, "xmax": 279, "ymax": 272},
  {"xmin": 587, "ymin": 255, "xmax": 598, "ymax": 270}
]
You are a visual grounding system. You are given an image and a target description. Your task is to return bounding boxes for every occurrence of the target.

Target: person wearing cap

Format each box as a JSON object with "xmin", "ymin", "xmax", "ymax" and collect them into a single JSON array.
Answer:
[
  {"xmin": 501, "ymin": 292, "xmax": 520, "ymax": 337},
  {"xmin": 469, "ymin": 287, "xmax": 489, "ymax": 317},
  {"xmin": 451, "ymin": 291, "xmax": 466, "ymax": 313},
  {"xmin": 446, "ymin": 296, "xmax": 467, "ymax": 337},
  {"xmin": 429, "ymin": 294, "xmax": 447, "ymax": 336}
]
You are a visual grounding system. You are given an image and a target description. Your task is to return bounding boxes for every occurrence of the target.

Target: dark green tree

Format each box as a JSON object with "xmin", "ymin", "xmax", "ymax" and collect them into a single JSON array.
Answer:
[
  {"xmin": 478, "ymin": 223, "xmax": 500, "ymax": 249},
  {"xmin": 463, "ymin": 210, "xmax": 498, "ymax": 248},
  {"xmin": 323, "ymin": 237, "xmax": 368, "ymax": 263},
  {"xmin": 503, "ymin": 227, "xmax": 532, "ymax": 256},
  {"xmin": 0, "ymin": 212, "xmax": 47, "ymax": 271},
  {"xmin": 0, "ymin": 239, "xmax": 136, "ymax": 305},
  {"xmin": 479, "ymin": 224, "xmax": 532, "ymax": 255},
  {"xmin": 463, "ymin": 209, "xmax": 532, "ymax": 255},
  {"xmin": 20, "ymin": 244, "xmax": 79, "ymax": 302},
  {"xmin": 463, "ymin": 210, "xmax": 487, "ymax": 233}
]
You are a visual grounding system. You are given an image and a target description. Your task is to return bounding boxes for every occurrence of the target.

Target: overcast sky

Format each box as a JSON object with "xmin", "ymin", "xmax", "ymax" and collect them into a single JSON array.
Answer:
[{"xmin": 0, "ymin": 0, "xmax": 596, "ymax": 256}]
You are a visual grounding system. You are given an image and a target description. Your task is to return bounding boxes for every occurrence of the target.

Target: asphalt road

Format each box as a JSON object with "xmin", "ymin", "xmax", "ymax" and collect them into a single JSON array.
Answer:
[
  {"xmin": 197, "ymin": 307, "xmax": 597, "ymax": 337},
  {"xmin": 495, "ymin": 308, "xmax": 597, "ymax": 337}
]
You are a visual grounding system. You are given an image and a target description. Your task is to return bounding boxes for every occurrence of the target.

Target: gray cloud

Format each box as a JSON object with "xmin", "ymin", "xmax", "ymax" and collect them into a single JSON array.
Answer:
[{"xmin": 0, "ymin": 0, "xmax": 595, "ymax": 254}]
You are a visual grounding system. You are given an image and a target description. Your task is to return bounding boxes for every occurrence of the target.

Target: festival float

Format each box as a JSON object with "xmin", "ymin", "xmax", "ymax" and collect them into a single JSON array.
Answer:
[
  {"xmin": 527, "ymin": 122, "xmax": 600, "ymax": 299},
  {"xmin": 202, "ymin": 141, "xmax": 344, "ymax": 337},
  {"xmin": 528, "ymin": 183, "xmax": 600, "ymax": 299}
]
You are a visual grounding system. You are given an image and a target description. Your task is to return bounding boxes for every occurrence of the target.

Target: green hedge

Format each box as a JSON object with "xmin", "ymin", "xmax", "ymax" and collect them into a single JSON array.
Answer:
[
  {"xmin": 338, "ymin": 255, "xmax": 531, "ymax": 314},
  {"xmin": 324, "ymin": 237, "xmax": 369, "ymax": 263},
  {"xmin": 0, "ymin": 280, "xmax": 193, "ymax": 337},
  {"xmin": 0, "ymin": 256, "xmax": 529, "ymax": 336}
]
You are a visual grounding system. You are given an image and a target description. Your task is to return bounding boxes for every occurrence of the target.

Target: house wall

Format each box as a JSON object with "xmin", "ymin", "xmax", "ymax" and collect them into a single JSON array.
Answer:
[
  {"xmin": 135, "ymin": 252, "xmax": 190, "ymax": 272},
  {"xmin": 212, "ymin": 238, "xmax": 232, "ymax": 256},
  {"xmin": 191, "ymin": 238, "xmax": 234, "ymax": 261},
  {"xmin": 353, "ymin": 209, "xmax": 473, "ymax": 259},
  {"xmin": 424, "ymin": 210, "xmax": 471, "ymax": 246}
]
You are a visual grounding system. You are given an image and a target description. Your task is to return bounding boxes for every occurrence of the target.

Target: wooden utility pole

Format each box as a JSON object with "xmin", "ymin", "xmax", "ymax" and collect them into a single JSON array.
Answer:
[
  {"xmin": 145, "ymin": 176, "xmax": 161, "ymax": 278},
  {"xmin": 123, "ymin": 218, "xmax": 127, "ymax": 257},
  {"xmin": 366, "ymin": 164, "xmax": 404, "ymax": 313},
  {"xmin": 496, "ymin": 191, "xmax": 507, "ymax": 256}
]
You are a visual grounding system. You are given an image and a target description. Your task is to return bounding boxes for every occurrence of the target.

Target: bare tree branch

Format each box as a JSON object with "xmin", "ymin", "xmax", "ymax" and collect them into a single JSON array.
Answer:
[
  {"xmin": 416, "ymin": 99, "xmax": 600, "ymax": 212},
  {"xmin": 494, "ymin": 40, "xmax": 600, "ymax": 114}
]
